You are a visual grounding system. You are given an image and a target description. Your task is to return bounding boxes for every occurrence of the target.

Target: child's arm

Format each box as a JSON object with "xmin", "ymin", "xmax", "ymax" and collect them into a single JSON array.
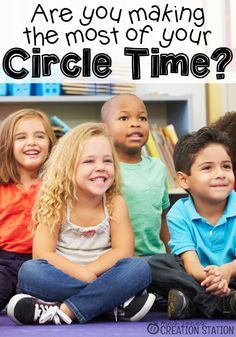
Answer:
[
  {"xmin": 181, "ymin": 251, "xmax": 228, "ymax": 293},
  {"xmin": 180, "ymin": 250, "xmax": 206, "ymax": 282},
  {"xmin": 160, "ymin": 210, "xmax": 171, "ymax": 253},
  {"xmin": 86, "ymin": 195, "xmax": 134, "ymax": 276},
  {"xmin": 168, "ymin": 212, "xmax": 205, "ymax": 280},
  {"xmin": 33, "ymin": 222, "xmax": 97, "ymax": 283}
]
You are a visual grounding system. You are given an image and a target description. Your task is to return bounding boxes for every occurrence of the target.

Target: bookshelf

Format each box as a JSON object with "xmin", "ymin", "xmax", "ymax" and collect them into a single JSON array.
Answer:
[{"xmin": 0, "ymin": 95, "xmax": 192, "ymax": 137}]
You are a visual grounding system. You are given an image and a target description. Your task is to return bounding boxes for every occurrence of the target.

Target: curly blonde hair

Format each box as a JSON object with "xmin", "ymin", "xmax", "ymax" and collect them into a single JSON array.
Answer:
[{"xmin": 33, "ymin": 122, "xmax": 122, "ymax": 232}]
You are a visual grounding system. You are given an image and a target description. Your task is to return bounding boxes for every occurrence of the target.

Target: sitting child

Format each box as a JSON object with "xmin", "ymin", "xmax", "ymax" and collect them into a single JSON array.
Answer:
[
  {"xmin": 101, "ymin": 94, "xmax": 170, "ymax": 257},
  {"xmin": 148, "ymin": 127, "xmax": 236, "ymax": 319},
  {"xmin": 7, "ymin": 123, "xmax": 155, "ymax": 325},
  {"xmin": 0, "ymin": 109, "xmax": 55, "ymax": 312}
]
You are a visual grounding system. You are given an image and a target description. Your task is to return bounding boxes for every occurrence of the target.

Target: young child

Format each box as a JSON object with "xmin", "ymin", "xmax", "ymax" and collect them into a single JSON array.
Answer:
[
  {"xmin": 7, "ymin": 123, "xmax": 155, "ymax": 325},
  {"xmin": 101, "ymin": 94, "xmax": 170, "ymax": 257},
  {"xmin": 148, "ymin": 127, "xmax": 236, "ymax": 319},
  {"xmin": 212, "ymin": 111, "xmax": 236, "ymax": 191},
  {"xmin": 0, "ymin": 108, "xmax": 56, "ymax": 312}
]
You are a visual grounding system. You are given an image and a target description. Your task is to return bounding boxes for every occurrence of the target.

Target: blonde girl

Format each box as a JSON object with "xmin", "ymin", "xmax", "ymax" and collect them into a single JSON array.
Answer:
[
  {"xmin": 0, "ymin": 109, "xmax": 56, "ymax": 312},
  {"xmin": 7, "ymin": 123, "xmax": 154, "ymax": 325}
]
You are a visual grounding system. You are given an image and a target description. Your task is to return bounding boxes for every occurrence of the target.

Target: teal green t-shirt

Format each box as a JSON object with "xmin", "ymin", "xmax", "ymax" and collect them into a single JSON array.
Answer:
[{"xmin": 120, "ymin": 156, "xmax": 170, "ymax": 256}]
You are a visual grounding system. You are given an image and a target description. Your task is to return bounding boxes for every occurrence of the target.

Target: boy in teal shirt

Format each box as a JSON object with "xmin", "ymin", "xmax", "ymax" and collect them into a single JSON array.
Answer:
[
  {"xmin": 149, "ymin": 127, "xmax": 236, "ymax": 319},
  {"xmin": 101, "ymin": 94, "xmax": 170, "ymax": 256}
]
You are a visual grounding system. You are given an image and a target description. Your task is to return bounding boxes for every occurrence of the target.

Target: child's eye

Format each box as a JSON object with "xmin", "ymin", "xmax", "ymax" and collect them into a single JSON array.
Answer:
[
  {"xmin": 139, "ymin": 116, "xmax": 147, "ymax": 121},
  {"xmin": 82, "ymin": 160, "xmax": 93, "ymax": 164},
  {"xmin": 223, "ymin": 164, "xmax": 232, "ymax": 170},
  {"xmin": 118, "ymin": 116, "xmax": 128, "ymax": 121},
  {"xmin": 202, "ymin": 166, "xmax": 211, "ymax": 171},
  {"xmin": 104, "ymin": 159, "xmax": 113, "ymax": 163},
  {"xmin": 15, "ymin": 136, "xmax": 25, "ymax": 140}
]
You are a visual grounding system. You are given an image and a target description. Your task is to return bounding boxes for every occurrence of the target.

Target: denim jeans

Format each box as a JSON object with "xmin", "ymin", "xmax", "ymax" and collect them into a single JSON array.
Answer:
[
  {"xmin": 18, "ymin": 257, "xmax": 151, "ymax": 323},
  {"xmin": 148, "ymin": 253, "xmax": 236, "ymax": 318},
  {"xmin": 0, "ymin": 250, "xmax": 31, "ymax": 311}
]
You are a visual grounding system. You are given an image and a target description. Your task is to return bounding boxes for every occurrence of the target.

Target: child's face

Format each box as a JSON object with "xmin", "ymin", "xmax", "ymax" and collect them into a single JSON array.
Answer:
[
  {"xmin": 105, "ymin": 95, "xmax": 149, "ymax": 154},
  {"xmin": 13, "ymin": 117, "xmax": 50, "ymax": 174},
  {"xmin": 181, "ymin": 144, "xmax": 234, "ymax": 205},
  {"xmin": 76, "ymin": 135, "xmax": 115, "ymax": 198}
]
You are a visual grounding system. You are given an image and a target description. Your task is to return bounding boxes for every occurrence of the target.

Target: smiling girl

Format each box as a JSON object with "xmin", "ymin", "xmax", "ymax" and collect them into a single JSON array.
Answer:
[
  {"xmin": 7, "ymin": 123, "xmax": 154, "ymax": 325},
  {"xmin": 0, "ymin": 109, "xmax": 56, "ymax": 312}
]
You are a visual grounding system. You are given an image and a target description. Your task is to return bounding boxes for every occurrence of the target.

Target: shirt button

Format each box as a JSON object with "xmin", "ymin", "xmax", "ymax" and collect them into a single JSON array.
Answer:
[{"xmin": 209, "ymin": 230, "xmax": 213, "ymax": 236}]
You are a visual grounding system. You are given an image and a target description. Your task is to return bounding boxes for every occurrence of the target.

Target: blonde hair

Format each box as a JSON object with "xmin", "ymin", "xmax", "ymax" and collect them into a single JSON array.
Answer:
[
  {"xmin": 33, "ymin": 122, "xmax": 122, "ymax": 232},
  {"xmin": 0, "ymin": 109, "xmax": 56, "ymax": 185}
]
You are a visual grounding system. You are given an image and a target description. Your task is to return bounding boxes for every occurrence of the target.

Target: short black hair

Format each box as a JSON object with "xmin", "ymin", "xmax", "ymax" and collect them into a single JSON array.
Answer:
[{"xmin": 173, "ymin": 127, "xmax": 232, "ymax": 175}]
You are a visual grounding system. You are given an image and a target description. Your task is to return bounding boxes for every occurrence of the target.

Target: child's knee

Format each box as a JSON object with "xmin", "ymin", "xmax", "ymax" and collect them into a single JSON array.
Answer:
[
  {"xmin": 18, "ymin": 259, "xmax": 46, "ymax": 283},
  {"xmin": 121, "ymin": 257, "xmax": 151, "ymax": 280}
]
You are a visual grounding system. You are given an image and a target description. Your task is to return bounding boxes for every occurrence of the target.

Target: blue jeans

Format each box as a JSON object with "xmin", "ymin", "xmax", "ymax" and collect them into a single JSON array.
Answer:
[{"xmin": 18, "ymin": 257, "xmax": 151, "ymax": 323}]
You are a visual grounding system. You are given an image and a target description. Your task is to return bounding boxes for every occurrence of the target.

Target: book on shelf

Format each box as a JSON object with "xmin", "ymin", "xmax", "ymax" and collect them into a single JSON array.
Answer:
[
  {"xmin": 61, "ymin": 83, "xmax": 95, "ymax": 95},
  {"xmin": 162, "ymin": 124, "xmax": 178, "ymax": 145},
  {"xmin": 50, "ymin": 116, "xmax": 71, "ymax": 138},
  {"xmin": 146, "ymin": 131, "xmax": 160, "ymax": 158},
  {"xmin": 148, "ymin": 124, "xmax": 179, "ymax": 189},
  {"xmin": 61, "ymin": 82, "xmax": 136, "ymax": 96}
]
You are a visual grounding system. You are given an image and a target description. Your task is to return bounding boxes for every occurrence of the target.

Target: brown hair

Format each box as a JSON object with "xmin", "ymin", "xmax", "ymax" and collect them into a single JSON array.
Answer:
[
  {"xmin": 0, "ymin": 109, "xmax": 56, "ymax": 184},
  {"xmin": 212, "ymin": 111, "xmax": 236, "ymax": 176},
  {"xmin": 173, "ymin": 127, "xmax": 232, "ymax": 175}
]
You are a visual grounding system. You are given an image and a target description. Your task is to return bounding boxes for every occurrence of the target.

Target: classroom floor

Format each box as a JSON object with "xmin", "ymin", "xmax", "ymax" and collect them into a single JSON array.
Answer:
[{"xmin": 1, "ymin": 310, "xmax": 236, "ymax": 337}]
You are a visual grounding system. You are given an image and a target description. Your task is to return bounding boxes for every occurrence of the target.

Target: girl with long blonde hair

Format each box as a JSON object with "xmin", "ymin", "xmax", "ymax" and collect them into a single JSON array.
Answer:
[{"xmin": 8, "ymin": 123, "xmax": 154, "ymax": 325}]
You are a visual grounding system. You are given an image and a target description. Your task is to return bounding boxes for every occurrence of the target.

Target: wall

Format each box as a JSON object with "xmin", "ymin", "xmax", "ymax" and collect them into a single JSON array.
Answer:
[{"xmin": 136, "ymin": 83, "xmax": 207, "ymax": 131}]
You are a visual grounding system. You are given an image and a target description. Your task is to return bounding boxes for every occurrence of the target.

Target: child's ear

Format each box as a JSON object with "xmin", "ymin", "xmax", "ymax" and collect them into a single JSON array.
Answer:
[
  {"xmin": 101, "ymin": 122, "xmax": 109, "ymax": 132},
  {"xmin": 176, "ymin": 171, "xmax": 190, "ymax": 190}
]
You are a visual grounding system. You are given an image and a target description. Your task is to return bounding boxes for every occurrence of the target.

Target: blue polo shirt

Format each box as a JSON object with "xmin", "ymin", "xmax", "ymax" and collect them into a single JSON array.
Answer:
[{"xmin": 168, "ymin": 191, "xmax": 236, "ymax": 267}]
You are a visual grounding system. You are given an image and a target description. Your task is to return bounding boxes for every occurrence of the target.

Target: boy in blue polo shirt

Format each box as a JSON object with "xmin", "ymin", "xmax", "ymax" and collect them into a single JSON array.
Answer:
[{"xmin": 148, "ymin": 127, "xmax": 236, "ymax": 319}]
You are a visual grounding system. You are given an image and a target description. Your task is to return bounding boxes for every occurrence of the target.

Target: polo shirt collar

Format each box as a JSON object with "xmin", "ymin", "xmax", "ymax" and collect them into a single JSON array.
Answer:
[
  {"xmin": 224, "ymin": 191, "xmax": 236, "ymax": 218},
  {"xmin": 185, "ymin": 196, "xmax": 202, "ymax": 221},
  {"xmin": 185, "ymin": 190, "xmax": 236, "ymax": 222}
]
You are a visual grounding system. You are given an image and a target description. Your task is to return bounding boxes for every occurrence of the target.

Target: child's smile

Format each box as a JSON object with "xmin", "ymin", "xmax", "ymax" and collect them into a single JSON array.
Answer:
[{"xmin": 76, "ymin": 135, "xmax": 115, "ymax": 198}]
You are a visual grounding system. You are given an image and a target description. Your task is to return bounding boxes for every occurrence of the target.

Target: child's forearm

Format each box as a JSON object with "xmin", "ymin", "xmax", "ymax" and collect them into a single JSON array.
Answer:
[
  {"xmin": 186, "ymin": 266, "xmax": 206, "ymax": 282},
  {"xmin": 160, "ymin": 211, "xmax": 171, "ymax": 253},
  {"xmin": 34, "ymin": 251, "xmax": 96, "ymax": 283},
  {"xmin": 180, "ymin": 251, "xmax": 206, "ymax": 282},
  {"xmin": 229, "ymin": 260, "xmax": 236, "ymax": 279},
  {"xmin": 86, "ymin": 247, "xmax": 133, "ymax": 276}
]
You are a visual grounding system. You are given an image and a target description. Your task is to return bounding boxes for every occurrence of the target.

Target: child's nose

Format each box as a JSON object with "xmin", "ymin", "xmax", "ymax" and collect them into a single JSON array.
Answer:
[
  {"xmin": 216, "ymin": 167, "xmax": 225, "ymax": 178},
  {"xmin": 27, "ymin": 137, "xmax": 36, "ymax": 145},
  {"xmin": 130, "ymin": 119, "xmax": 140, "ymax": 127},
  {"xmin": 96, "ymin": 162, "xmax": 105, "ymax": 170}
]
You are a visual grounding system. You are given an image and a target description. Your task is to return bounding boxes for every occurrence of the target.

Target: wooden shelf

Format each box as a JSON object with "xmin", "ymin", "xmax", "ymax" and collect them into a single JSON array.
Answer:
[{"xmin": 0, "ymin": 94, "xmax": 190, "ymax": 103}]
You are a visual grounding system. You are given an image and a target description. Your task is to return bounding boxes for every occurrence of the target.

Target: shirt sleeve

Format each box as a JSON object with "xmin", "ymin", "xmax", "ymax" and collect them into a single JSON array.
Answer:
[{"xmin": 168, "ymin": 215, "xmax": 197, "ymax": 255}]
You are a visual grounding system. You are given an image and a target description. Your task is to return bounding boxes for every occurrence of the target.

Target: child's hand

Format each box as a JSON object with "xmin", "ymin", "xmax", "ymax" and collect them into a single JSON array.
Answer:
[
  {"xmin": 84, "ymin": 268, "xmax": 97, "ymax": 283},
  {"xmin": 201, "ymin": 265, "xmax": 231, "ymax": 297},
  {"xmin": 201, "ymin": 265, "xmax": 222, "ymax": 289},
  {"xmin": 76, "ymin": 266, "xmax": 97, "ymax": 283}
]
